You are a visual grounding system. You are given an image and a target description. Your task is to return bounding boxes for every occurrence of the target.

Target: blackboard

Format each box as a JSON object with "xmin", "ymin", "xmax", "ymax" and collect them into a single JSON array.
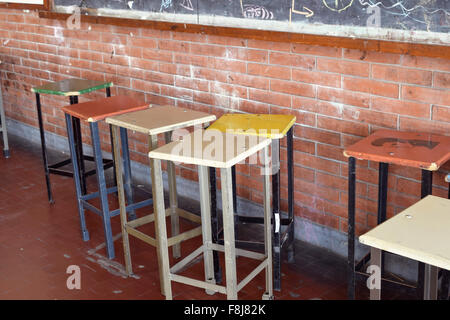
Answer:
[{"xmin": 53, "ymin": 0, "xmax": 450, "ymax": 45}]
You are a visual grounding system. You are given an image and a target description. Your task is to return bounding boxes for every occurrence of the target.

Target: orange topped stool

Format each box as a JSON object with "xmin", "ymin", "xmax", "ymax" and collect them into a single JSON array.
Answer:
[
  {"xmin": 344, "ymin": 129, "xmax": 450, "ymax": 299},
  {"xmin": 62, "ymin": 96, "xmax": 150, "ymax": 259}
]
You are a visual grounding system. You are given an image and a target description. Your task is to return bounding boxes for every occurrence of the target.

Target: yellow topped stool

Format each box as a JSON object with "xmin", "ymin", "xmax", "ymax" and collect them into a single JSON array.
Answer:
[{"xmin": 207, "ymin": 113, "xmax": 296, "ymax": 291}]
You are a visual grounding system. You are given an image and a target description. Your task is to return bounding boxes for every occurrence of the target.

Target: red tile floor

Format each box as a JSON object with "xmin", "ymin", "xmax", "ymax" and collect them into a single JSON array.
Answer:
[{"xmin": 0, "ymin": 133, "xmax": 419, "ymax": 300}]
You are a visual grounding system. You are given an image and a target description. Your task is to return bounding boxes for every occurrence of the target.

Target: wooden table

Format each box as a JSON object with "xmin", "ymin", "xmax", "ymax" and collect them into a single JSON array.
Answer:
[
  {"xmin": 148, "ymin": 129, "xmax": 273, "ymax": 300},
  {"xmin": 105, "ymin": 105, "xmax": 216, "ymax": 293},
  {"xmin": 62, "ymin": 95, "xmax": 150, "ymax": 260},
  {"xmin": 359, "ymin": 195, "xmax": 450, "ymax": 300},
  {"xmin": 32, "ymin": 79, "xmax": 114, "ymax": 203},
  {"xmin": 344, "ymin": 129, "xmax": 450, "ymax": 299},
  {"xmin": 206, "ymin": 113, "xmax": 296, "ymax": 291}
]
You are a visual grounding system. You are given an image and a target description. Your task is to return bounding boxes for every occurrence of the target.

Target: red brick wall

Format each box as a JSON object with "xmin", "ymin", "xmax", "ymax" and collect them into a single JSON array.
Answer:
[{"xmin": 1, "ymin": 9, "xmax": 449, "ymax": 236}]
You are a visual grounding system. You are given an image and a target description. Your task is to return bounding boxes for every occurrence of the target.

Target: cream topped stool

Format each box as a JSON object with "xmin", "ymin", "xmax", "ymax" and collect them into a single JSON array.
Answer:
[
  {"xmin": 105, "ymin": 106, "xmax": 216, "ymax": 293},
  {"xmin": 148, "ymin": 129, "xmax": 274, "ymax": 300},
  {"xmin": 359, "ymin": 195, "xmax": 450, "ymax": 300}
]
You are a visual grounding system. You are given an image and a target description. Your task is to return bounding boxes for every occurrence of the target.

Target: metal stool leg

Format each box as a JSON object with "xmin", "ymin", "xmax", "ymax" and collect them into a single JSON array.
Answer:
[
  {"xmin": 90, "ymin": 121, "xmax": 115, "ymax": 259},
  {"xmin": 377, "ymin": 162, "xmax": 389, "ymax": 275},
  {"xmin": 210, "ymin": 166, "xmax": 223, "ymax": 284},
  {"xmin": 65, "ymin": 113, "xmax": 89, "ymax": 241},
  {"xmin": 151, "ymin": 156, "xmax": 172, "ymax": 299},
  {"xmin": 105, "ymin": 86, "xmax": 117, "ymax": 187},
  {"xmin": 70, "ymin": 96, "xmax": 87, "ymax": 195},
  {"xmin": 35, "ymin": 93, "xmax": 53, "ymax": 203},
  {"xmin": 0, "ymin": 89, "xmax": 9, "ymax": 158},
  {"xmin": 198, "ymin": 165, "xmax": 216, "ymax": 294},
  {"xmin": 111, "ymin": 125, "xmax": 133, "ymax": 275},
  {"xmin": 231, "ymin": 165, "xmax": 238, "ymax": 236},
  {"xmin": 271, "ymin": 138, "xmax": 281, "ymax": 291},
  {"xmin": 221, "ymin": 167, "xmax": 238, "ymax": 300},
  {"xmin": 263, "ymin": 145, "xmax": 274, "ymax": 300},
  {"xmin": 165, "ymin": 131, "xmax": 181, "ymax": 259},
  {"xmin": 120, "ymin": 127, "xmax": 136, "ymax": 221},
  {"xmin": 347, "ymin": 156, "xmax": 356, "ymax": 299},
  {"xmin": 286, "ymin": 127, "xmax": 295, "ymax": 263}
]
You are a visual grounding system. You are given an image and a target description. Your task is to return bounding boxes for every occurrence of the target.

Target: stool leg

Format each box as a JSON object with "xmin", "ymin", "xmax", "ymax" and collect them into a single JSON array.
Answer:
[
  {"xmin": 369, "ymin": 247, "xmax": 381, "ymax": 300},
  {"xmin": 0, "ymin": 89, "xmax": 9, "ymax": 158},
  {"xmin": 347, "ymin": 156, "xmax": 356, "ymax": 300},
  {"xmin": 439, "ymin": 188, "xmax": 450, "ymax": 300},
  {"xmin": 65, "ymin": 113, "xmax": 89, "ymax": 241},
  {"xmin": 377, "ymin": 162, "xmax": 389, "ymax": 276},
  {"xmin": 151, "ymin": 156, "xmax": 172, "ymax": 299},
  {"xmin": 90, "ymin": 121, "xmax": 115, "ymax": 260},
  {"xmin": 111, "ymin": 125, "xmax": 133, "ymax": 275},
  {"xmin": 271, "ymin": 138, "xmax": 281, "ymax": 291},
  {"xmin": 286, "ymin": 127, "xmax": 295, "ymax": 263},
  {"xmin": 165, "ymin": 131, "xmax": 180, "ymax": 259},
  {"xmin": 424, "ymin": 264, "xmax": 438, "ymax": 300},
  {"xmin": 210, "ymin": 166, "xmax": 223, "ymax": 284},
  {"xmin": 231, "ymin": 165, "xmax": 239, "ymax": 237},
  {"xmin": 418, "ymin": 170, "xmax": 433, "ymax": 299},
  {"xmin": 105, "ymin": 87, "xmax": 117, "ymax": 187},
  {"xmin": 221, "ymin": 167, "xmax": 238, "ymax": 300},
  {"xmin": 70, "ymin": 96, "xmax": 87, "ymax": 195},
  {"xmin": 263, "ymin": 145, "xmax": 274, "ymax": 300},
  {"xmin": 198, "ymin": 165, "xmax": 216, "ymax": 294},
  {"xmin": 35, "ymin": 93, "xmax": 53, "ymax": 203},
  {"xmin": 120, "ymin": 127, "xmax": 136, "ymax": 221}
]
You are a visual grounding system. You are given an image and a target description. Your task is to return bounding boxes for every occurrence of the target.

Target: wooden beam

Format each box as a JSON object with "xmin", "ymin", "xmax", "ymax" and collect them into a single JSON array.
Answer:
[{"xmin": 38, "ymin": 10, "xmax": 450, "ymax": 59}]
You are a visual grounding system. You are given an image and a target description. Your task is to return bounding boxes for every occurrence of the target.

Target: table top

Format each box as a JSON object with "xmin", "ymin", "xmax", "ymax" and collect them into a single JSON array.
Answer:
[
  {"xmin": 344, "ymin": 130, "xmax": 450, "ymax": 171},
  {"xmin": 105, "ymin": 105, "xmax": 216, "ymax": 135},
  {"xmin": 359, "ymin": 195, "xmax": 450, "ymax": 271},
  {"xmin": 207, "ymin": 113, "xmax": 296, "ymax": 139},
  {"xmin": 31, "ymin": 79, "xmax": 113, "ymax": 96},
  {"xmin": 148, "ymin": 129, "xmax": 271, "ymax": 168},
  {"xmin": 62, "ymin": 96, "xmax": 149, "ymax": 122}
]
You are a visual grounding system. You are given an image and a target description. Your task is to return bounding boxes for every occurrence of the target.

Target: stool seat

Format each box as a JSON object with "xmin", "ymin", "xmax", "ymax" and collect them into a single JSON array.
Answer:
[
  {"xmin": 344, "ymin": 129, "xmax": 450, "ymax": 171},
  {"xmin": 62, "ymin": 96, "xmax": 149, "ymax": 122},
  {"xmin": 106, "ymin": 105, "xmax": 216, "ymax": 135},
  {"xmin": 32, "ymin": 79, "xmax": 113, "ymax": 96},
  {"xmin": 148, "ymin": 130, "xmax": 271, "ymax": 168},
  {"xmin": 207, "ymin": 113, "xmax": 296, "ymax": 139},
  {"xmin": 360, "ymin": 195, "xmax": 450, "ymax": 271}
]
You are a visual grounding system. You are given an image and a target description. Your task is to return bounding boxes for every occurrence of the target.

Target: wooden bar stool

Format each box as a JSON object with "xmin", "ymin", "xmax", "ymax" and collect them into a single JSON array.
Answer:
[
  {"xmin": 32, "ymin": 79, "xmax": 113, "ymax": 203},
  {"xmin": 105, "ymin": 106, "xmax": 216, "ymax": 292},
  {"xmin": 148, "ymin": 129, "xmax": 274, "ymax": 300},
  {"xmin": 359, "ymin": 195, "xmax": 450, "ymax": 300},
  {"xmin": 207, "ymin": 113, "xmax": 296, "ymax": 291},
  {"xmin": 344, "ymin": 129, "xmax": 450, "ymax": 299},
  {"xmin": 0, "ymin": 85, "xmax": 9, "ymax": 158},
  {"xmin": 62, "ymin": 96, "xmax": 150, "ymax": 259}
]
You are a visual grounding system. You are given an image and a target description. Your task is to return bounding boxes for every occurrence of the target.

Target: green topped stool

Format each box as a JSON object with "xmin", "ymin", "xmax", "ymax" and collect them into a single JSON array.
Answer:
[
  {"xmin": 207, "ymin": 113, "xmax": 296, "ymax": 291},
  {"xmin": 32, "ymin": 79, "xmax": 114, "ymax": 203}
]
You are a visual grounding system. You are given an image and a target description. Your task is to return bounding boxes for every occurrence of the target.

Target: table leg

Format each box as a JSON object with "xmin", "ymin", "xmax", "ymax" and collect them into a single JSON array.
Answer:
[
  {"xmin": 198, "ymin": 165, "xmax": 216, "ymax": 295},
  {"xmin": 263, "ymin": 145, "xmax": 274, "ymax": 300},
  {"xmin": 418, "ymin": 169, "xmax": 433, "ymax": 298},
  {"xmin": 347, "ymin": 156, "xmax": 356, "ymax": 300},
  {"xmin": 165, "ymin": 131, "xmax": 180, "ymax": 259},
  {"xmin": 90, "ymin": 121, "xmax": 115, "ymax": 260},
  {"xmin": 111, "ymin": 125, "xmax": 133, "ymax": 275},
  {"xmin": 64, "ymin": 113, "xmax": 89, "ymax": 241},
  {"xmin": 221, "ymin": 167, "xmax": 238, "ymax": 300},
  {"xmin": 271, "ymin": 138, "xmax": 281, "ymax": 291},
  {"xmin": 35, "ymin": 93, "xmax": 53, "ymax": 203},
  {"xmin": 369, "ymin": 247, "xmax": 381, "ymax": 300},
  {"xmin": 151, "ymin": 156, "xmax": 172, "ymax": 299},
  {"xmin": 424, "ymin": 264, "xmax": 438, "ymax": 300},
  {"xmin": 286, "ymin": 127, "xmax": 295, "ymax": 263}
]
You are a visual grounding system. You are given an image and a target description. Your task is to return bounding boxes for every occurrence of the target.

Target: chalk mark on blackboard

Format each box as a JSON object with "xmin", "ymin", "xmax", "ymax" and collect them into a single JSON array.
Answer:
[
  {"xmin": 242, "ymin": 4, "xmax": 274, "ymax": 20},
  {"xmin": 323, "ymin": 0, "xmax": 354, "ymax": 13},
  {"xmin": 180, "ymin": 0, "xmax": 194, "ymax": 11},
  {"xmin": 289, "ymin": 0, "xmax": 314, "ymax": 23},
  {"xmin": 160, "ymin": 0, "xmax": 172, "ymax": 12}
]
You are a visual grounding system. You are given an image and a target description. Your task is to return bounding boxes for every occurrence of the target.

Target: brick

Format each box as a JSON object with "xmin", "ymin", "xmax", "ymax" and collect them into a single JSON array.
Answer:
[
  {"xmin": 343, "ymin": 77, "xmax": 399, "ymax": 98},
  {"xmin": 431, "ymin": 105, "xmax": 450, "ymax": 122},
  {"xmin": 294, "ymin": 152, "xmax": 340, "ymax": 174},
  {"xmin": 292, "ymin": 69, "xmax": 341, "ymax": 88},
  {"xmin": 402, "ymin": 85, "xmax": 450, "ymax": 105},
  {"xmin": 237, "ymin": 100, "xmax": 270, "ymax": 114},
  {"xmin": 317, "ymin": 87, "xmax": 370, "ymax": 108},
  {"xmin": 294, "ymin": 126, "xmax": 341, "ymax": 146},
  {"xmin": 343, "ymin": 49, "xmax": 401, "ymax": 64},
  {"xmin": 317, "ymin": 58, "xmax": 369, "ymax": 77},
  {"xmin": 371, "ymin": 96, "xmax": 430, "ymax": 119},
  {"xmin": 247, "ymin": 39, "xmax": 290, "ymax": 52},
  {"xmin": 207, "ymin": 57, "xmax": 246, "ymax": 73},
  {"xmin": 190, "ymin": 43, "xmax": 227, "ymax": 57},
  {"xmin": 270, "ymin": 79, "xmax": 315, "ymax": 98},
  {"xmin": 317, "ymin": 116, "xmax": 369, "ymax": 137},
  {"xmin": 342, "ymin": 107, "xmax": 398, "ymax": 129},
  {"xmin": 248, "ymin": 88, "xmax": 291, "ymax": 108},
  {"xmin": 317, "ymin": 144, "xmax": 347, "ymax": 163},
  {"xmin": 175, "ymin": 76, "xmax": 209, "ymax": 92},
  {"xmin": 433, "ymin": 72, "xmax": 450, "ymax": 89},
  {"xmin": 269, "ymin": 52, "xmax": 315, "ymax": 69},
  {"xmin": 399, "ymin": 117, "xmax": 450, "ymax": 136},
  {"xmin": 247, "ymin": 63, "xmax": 291, "ymax": 80},
  {"xmin": 401, "ymin": 55, "xmax": 450, "ymax": 72},
  {"xmin": 227, "ymin": 72, "xmax": 269, "ymax": 90},
  {"xmin": 291, "ymin": 43, "xmax": 341, "ymax": 58},
  {"xmin": 372, "ymin": 65, "xmax": 432, "ymax": 86},
  {"xmin": 292, "ymin": 96, "xmax": 343, "ymax": 118}
]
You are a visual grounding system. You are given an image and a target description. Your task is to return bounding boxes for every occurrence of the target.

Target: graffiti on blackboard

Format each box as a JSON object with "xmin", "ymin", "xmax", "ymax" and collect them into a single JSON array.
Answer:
[{"xmin": 323, "ymin": 0, "xmax": 354, "ymax": 13}]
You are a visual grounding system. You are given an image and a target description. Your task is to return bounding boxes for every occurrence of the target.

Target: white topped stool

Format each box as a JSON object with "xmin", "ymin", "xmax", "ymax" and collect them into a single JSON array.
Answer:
[
  {"xmin": 148, "ymin": 129, "xmax": 274, "ymax": 300},
  {"xmin": 359, "ymin": 195, "xmax": 450, "ymax": 300}
]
